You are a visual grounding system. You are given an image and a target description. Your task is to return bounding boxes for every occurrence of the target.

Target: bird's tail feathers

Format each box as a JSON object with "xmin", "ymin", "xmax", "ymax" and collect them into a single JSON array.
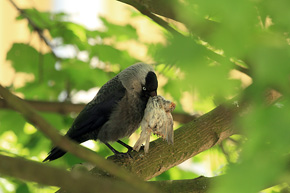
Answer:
[{"xmin": 43, "ymin": 147, "xmax": 66, "ymax": 162}]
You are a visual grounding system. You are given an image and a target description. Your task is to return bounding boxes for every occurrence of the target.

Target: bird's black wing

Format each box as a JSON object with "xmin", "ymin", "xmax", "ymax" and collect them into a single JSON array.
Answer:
[
  {"xmin": 43, "ymin": 76, "xmax": 126, "ymax": 162},
  {"xmin": 66, "ymin": 76, "xmax": 126, "ymax": 141}
]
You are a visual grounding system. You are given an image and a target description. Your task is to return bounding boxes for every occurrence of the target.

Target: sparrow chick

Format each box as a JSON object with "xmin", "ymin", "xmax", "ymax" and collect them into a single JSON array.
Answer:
[{"xmin": 133, "ymin": 95, "xmax": 175, "ymax": 153}]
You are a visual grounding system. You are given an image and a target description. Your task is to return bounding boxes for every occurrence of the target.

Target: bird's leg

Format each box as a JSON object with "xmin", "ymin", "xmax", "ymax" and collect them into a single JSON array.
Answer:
[
  {"xmin": 117, "ymin": 140, "xmax": 133, "ymax": 152},
  {"xmin": 104, "ymin": 143, "xmax": 132, "ymax": 158},
  {"xmin": 104, "ymin": 143, "xmax": 120, "ymax": 154}
]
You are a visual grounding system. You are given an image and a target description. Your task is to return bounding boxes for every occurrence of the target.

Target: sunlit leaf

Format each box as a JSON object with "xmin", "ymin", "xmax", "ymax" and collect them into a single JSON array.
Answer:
[{"xmin": 91, "ymin": 44, "xmax": 137, "ymax": 67}]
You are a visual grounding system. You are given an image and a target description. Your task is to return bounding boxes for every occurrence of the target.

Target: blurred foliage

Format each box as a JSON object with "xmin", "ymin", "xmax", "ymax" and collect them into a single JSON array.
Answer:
[{"xmin": 1, "ymin": 0, "xmax": 290, "ymax": 192}]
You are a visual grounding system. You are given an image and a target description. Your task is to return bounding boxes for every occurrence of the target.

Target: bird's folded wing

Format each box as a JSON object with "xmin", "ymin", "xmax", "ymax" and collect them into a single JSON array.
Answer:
[{"xmin": 66, "ymin": 77, "xmax": 126, "ymax": 140}]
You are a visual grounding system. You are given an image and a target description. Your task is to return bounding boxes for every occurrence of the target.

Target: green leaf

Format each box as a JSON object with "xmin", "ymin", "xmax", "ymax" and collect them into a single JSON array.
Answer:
[
  {"xmin": 6, "ymin": 43, "xmax": 40, "ymax": 75},
  {"xmin": 0, "ymin": 111, "xmax": 26, "ymax": 134},
  {"xmin": 100, "ymin": 17, "xmax": 138, "ymax": 41},
  {"xmin": 153, "ymin": 35, "xmax": 241, "ymax": 98},
  {"xmin": 211, "ymin": 102, "xmax": 290, "ymax": 193},
  {"xmin": 61, "ymin": 58, "xmax": 110, "ymax": 90},
  {"xmin": 41, "ymin": 53, "xmax": 57, "ymax": 80},
  {"xmin": 49, "ymin": 22, "xmax": 88, "ymax": 51},
  {"xmin": 21, "ymin": 9, "xmax": 54, "ymax": 30},
  {"xmin": 16, "ymin": 183, "xmax": 30, "ymax": 193},
  {"xmin": 248, "ymin": 35, "xmax": 290, "ymax": 92},
  {"xmin": 15, "ymin": 81, "xmax": 58, "ymax": 100},
  {"xmin": 259, "ymin": 0, "xmax": 290, "ymax": 31},
  {"xmin": 91, "ymin": 44, "xmax": 137, "ymax": 67}
]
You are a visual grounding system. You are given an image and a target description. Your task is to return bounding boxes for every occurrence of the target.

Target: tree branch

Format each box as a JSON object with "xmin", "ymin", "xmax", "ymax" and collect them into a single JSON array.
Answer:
[
  {"xmin": 131, "ymin": 0, "xmax": 178, "ymax": 20},
  {"xmin": 0, "ymin": 154, "xmax": 145, "ymax": 193},
  {"xmin": 117, "ymin": 0, "xmax": 183, "ymax": 36},
  {"xmin": 105, "ymin": 102, "xmax": 239, "ymax": 180},
  {"xmin": 0, "ymin": 98, "xmax": 196, "ymax": 124},
  {"xmin": 121, "ymin": 0, "xmax": 219, "ymax": 39},
  {"xmin": 0, "ymin": 84, "xmax": 159, "ymax": 193},
  {"xmin": 0, "ymin": 99, "xmax": 84, "ymax": 114},
  {"xmin": 3, "ymin": 153, "xmax": 288, "ymax": 193}
]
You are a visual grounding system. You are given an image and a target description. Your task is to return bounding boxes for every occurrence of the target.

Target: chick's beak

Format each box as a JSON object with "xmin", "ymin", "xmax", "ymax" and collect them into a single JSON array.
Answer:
[{"xmin": 150, "ymin": 90, "xmax": 157, "ymax": 97}]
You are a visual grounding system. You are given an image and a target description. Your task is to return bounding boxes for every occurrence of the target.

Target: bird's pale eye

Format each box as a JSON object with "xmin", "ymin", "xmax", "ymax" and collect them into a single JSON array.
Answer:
[{"xmin": 142, "ymin": 86, "xmax": 147, "ymax": 91}]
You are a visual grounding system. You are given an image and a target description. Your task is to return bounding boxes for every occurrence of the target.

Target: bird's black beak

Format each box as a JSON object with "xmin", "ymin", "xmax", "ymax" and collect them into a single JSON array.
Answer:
[{"xmin": 150, "ymin": 90, "xmax": 157, "ymax": 97}]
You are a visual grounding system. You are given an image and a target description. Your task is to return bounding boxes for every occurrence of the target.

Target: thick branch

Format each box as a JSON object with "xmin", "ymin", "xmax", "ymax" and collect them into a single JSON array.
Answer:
[
  {"xmin": 0, "ymin": 154, "xmax": 143, "ymax": 193},
  {"xmin": 0, "ymin": 98, "xmax": 196, "ymax": 123},
  {"xmin": 0, "ymin": 84, "xmax": 159, "ymax": 193}
]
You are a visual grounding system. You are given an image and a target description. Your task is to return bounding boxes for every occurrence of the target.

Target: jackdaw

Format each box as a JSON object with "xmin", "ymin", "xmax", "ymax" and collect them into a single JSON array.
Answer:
[{"xmin": 43, "ymin": 63, "xmax": 158, "ymax": 161}]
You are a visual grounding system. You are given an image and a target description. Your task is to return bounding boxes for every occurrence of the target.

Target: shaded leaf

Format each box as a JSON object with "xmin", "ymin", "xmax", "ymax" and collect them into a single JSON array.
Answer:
[{"xmin": 6, "ymin": 43, "xmax": 40, "ymax": 75}]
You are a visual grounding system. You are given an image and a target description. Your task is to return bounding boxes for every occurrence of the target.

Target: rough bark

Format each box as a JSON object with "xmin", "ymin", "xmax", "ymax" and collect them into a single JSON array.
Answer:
[{"xmin": 150, "ymin": 176, "xmax": 222, "ymax": 193}]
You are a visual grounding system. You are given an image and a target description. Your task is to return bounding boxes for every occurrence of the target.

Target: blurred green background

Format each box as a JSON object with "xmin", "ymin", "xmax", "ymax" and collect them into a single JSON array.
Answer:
[{"xmin": 0, "ymin": 0, "xmax": 290, "ymax": 192}]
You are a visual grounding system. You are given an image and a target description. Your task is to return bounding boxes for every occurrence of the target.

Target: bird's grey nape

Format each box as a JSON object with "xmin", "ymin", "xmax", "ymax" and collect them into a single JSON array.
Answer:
[{"xmin": 119, "ymin": 63, "xmax": 155, "ymax": 94}]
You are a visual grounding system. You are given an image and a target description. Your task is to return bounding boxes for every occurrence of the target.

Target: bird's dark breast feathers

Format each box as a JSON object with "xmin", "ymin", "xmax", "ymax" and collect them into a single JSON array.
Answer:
[{"xmin": 97, "ymin": 93, "xmax": 148, "ymax": 143}]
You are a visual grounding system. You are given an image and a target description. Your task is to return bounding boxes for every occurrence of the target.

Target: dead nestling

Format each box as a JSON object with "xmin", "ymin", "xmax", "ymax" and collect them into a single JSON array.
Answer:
[{"xmin": 133, "ymin": 95, "xmax": 175, "ymax": 153}]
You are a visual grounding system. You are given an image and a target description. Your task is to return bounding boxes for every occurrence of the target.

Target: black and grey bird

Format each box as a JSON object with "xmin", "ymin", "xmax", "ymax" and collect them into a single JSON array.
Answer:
[{"xmin": 43, "ymin": 63, "xmax": 158, "ymax": 161}]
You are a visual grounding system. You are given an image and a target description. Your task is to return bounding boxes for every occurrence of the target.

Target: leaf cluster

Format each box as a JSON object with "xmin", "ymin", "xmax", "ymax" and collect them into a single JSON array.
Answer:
[{"xmin": 148, "ymin": 1, "xmax": 290, "ymax": 192}]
